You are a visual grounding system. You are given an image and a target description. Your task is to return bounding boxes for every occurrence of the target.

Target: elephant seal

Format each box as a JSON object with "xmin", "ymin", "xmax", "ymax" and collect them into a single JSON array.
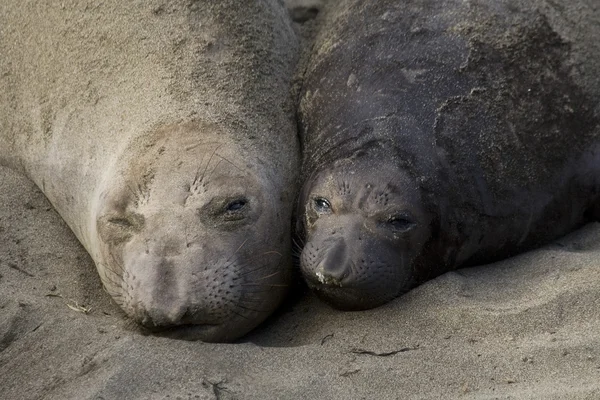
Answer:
[
  {"xmin": 0, "ymin": 0, "xmax": 299, "ymax": 342},
  {"xmin": 296, "ymin": 0, "xmax": 600, "ymax": 310}
]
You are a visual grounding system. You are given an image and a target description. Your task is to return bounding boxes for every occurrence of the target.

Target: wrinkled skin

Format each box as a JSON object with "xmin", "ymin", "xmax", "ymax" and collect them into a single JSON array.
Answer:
[
  {"xmin": 299, "ymin": 157, "xmax": 431, "ymax": 310},
  {"xmin": 0, "ymin": 1, "xmax": 299, "ymax": 341},
  {"xmin": 93, "ymin": 124, "xmax": 291, "ymax": 341},
  {"xmin": 297, "ymin": 0, "xmax": 600, "ymax": 310}
]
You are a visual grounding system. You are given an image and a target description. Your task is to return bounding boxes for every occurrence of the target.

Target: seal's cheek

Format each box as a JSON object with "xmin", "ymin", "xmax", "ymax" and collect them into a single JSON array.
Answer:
[{"xmin": 97, "ymin": 212, "xmax": 145, "ymax": 245}]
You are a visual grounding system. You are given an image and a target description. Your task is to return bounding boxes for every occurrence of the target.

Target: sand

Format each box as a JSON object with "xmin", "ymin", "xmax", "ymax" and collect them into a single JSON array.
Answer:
[
  {"xmin": 2, "ymin": 165, "xmax": 600, "ymax": 399},
  {"xmin": 2, "ymin": 1, "xmax": 600, "ymax": 398}
]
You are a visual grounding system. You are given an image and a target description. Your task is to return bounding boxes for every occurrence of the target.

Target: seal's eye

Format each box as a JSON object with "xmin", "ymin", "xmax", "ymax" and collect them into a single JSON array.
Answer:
[
  {"xmin": 107, "ymin": 217, "xmax": 133, "ymax": 228},
  {"xmin": 97, "ymin": 212, "xmax": 145, "ymax": 244},
  {"xmin": 387, "ymin": 215, "xmax": 416, "ymax": 233},
  {"xmin": 313, "ymin": 197, "xmax": 332, "ymax": 214},
  {"xmin": 226, "ymin": 199, "xmax": 247, "ymax": 212},
  {"xmin": 222, "ymin": 198, "xmax": 249, "ymax": 221}
]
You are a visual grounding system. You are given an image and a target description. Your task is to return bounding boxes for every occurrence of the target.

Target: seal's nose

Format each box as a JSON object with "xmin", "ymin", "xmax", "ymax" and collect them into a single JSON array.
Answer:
[
  {"xmin": 133, "ymin": 300, "xmax": 190, "ymax": 329},
  {"xmin": 315, "ymin": 239, "xmax": 349, "ymax": 286}
]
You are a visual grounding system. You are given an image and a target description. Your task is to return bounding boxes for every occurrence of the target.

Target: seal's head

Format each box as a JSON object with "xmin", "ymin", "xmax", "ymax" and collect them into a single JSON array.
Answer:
[
  {"xmin": 299, "ymin": 156, "xmax": 432, "ymax": 310},
  {"xmin": 92, "ymin": 122, "xmax": 291, "ymax": 342}
]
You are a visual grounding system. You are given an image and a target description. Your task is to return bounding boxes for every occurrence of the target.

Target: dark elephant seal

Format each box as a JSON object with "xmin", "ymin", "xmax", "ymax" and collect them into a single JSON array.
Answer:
[
  {"xmin": 0, "ymin": 0, "xmax": 299, "ymax": 342},
  {"xmin": 296, "ymin": 0, "xmax": 600, "ymax": 310}
]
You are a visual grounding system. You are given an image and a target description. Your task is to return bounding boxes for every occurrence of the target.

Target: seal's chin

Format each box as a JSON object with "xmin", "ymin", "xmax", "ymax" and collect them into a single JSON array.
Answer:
[
  {"xmin": 147, "ymin": 323, "xmax": 239, "ymax": 343},
  {"xmin": 304, "ymin": 277, "xmax": 401, "ymax": 311}
]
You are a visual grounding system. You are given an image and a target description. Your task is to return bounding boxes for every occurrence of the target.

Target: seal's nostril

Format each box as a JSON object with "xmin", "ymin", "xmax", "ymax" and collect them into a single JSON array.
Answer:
[
  {"xmin": 315, "ymin": 239, "xmax": 349, "ymax": 283},
  {"xmin": 136, "ymin": 305, "xmax": 186, "ymax": 329},
  {"xmin": 176, "ymin": 308, "xmax": 191, "ymax": 324},
  {"xmin": 316, "ymin": 261, "xmax": 348, "ymax": 286},
  {"xmin": 137, "ymin": 309, "xmax": 159, "ymax": 330}
]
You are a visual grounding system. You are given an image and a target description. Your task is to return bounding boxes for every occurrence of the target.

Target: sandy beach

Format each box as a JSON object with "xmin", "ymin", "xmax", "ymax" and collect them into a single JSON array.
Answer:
[
  {"xmin": 2, "ymin": 1, "xmax": 600, "ymax": 398},
  {"xmin": 2, "ymin": 164, "xmax": 600, "ymax": 399}
]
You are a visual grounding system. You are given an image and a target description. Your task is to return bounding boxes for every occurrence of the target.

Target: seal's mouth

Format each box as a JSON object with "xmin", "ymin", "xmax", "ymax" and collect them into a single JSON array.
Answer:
[
  {"xmin": 306, "ymin": 279, "xmax": 398, "ymax": 311},
  {"xmin": 315, "ymin": 271, "xmax": 344, "ymax": 287},
  {"xmin": 145, "ymin": 323, "xmax": 228, "ymax": 342}
]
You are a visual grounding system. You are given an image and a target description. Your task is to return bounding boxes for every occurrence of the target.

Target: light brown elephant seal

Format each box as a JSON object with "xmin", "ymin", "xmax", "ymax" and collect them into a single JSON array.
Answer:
[
  {"xmin": 0, "ymin": 0, "xmax": 299, "ymax": 342},
  {"xmin": 296, "ymin": 0, "xmax": 600, "ymax": 310}
]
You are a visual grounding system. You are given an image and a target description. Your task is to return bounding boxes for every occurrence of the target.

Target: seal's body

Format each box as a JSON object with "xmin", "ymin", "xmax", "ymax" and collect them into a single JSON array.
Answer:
[
  {"xmin": 297, "ymin": 0, "xmax": 600, "ymax": 310},
  {"xmin": 0, "ymin": 0, "xmax": 299, "ymax": 341}
]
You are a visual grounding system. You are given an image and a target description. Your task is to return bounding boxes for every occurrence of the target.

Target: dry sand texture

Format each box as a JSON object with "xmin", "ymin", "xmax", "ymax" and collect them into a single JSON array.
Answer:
[
  {"xmin": 2, "ymin": 163, "xmax": 600, "ymax": 399},
  {"xmin": 2, "ymin": 0, "xmax": 600, "ymax": 399}
]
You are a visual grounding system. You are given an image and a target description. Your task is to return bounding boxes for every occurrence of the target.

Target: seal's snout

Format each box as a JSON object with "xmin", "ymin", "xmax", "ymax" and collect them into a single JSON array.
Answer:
[
  {"xmin": 129, "ymin": 279, "xmax": 198, "ymax": 329},
  {"xmin": 108, "ymin": 231, "xmax": 292, "ymax": 341},
  {"xmin": 315, "ymin": 239, "xmax": 349, "ymax": 286},
  {"xmin": 300, "ymin": 211, "xmax": 420, "ymax": 310},
  {"xmin": 136, "ymin": 304, "xmax": 188, "ymax": 329},
  {"xmin": 136, "ymin": 301, "xmax": 216, "ymax": 331}
]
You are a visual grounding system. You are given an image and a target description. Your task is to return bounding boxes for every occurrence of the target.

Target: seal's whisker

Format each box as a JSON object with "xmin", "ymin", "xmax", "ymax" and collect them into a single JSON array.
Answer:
[
  {"xmin": 260, "ymin": 250, "xmax": 283, "ymax": 257},
  {"xmin": 101, "ymin": 272, "xmax": 125, "ymax": 289},
  {"xmin": 237, "ymin": 288, "xmax": 284, "ymax": 295},
  {"xmin": 240, "ymin": 283, "xmax": 289, "ymax": 287},
  {"xmin": 99, "ymin": 262, "xmax": 126, "ymax": 285},
  {"xmin": 233, "ymin": 303, "xmax": 270, "ymax": 314},
  {"xmin": 238, "ymin": 248, "xmax": 284, "ymax": 263},
  {"xmin": 227, "ymin": 252, "xmax": 283, "ymax": 272},
  {"xmin": 240, "ymin": 250, "xmax": 283, "ymax": 264},
  {"xmin": 103, "ymin": 264, "xmax": 125, "ymax": 280},
  {"xmin": 106, "ymin": 253, "xmax": 126, "ymax": 272},
  {"xmin": 125, "ymin": 184, "xmax": 137, "ymax": 198},
  {"xmin": 101, "ymin": 284, "xmax": 123, "ymax": 301},
  {"xmin": 184, "ymin": 140, "xmax": 221, "ymax": 152},
  {"xmin": 229, "ymin": 309, "xmax": 251, "ymax": 321},
  {"xmin": 292, "ymin": 237, "xmax": 305, "ymax": 266},
  {"xmin": 198, "ymin": 144, "xmax": 223, "ymax": 184},
  {"xmin": 232, "ymin": 263, "xmax": 273, "ymax": 279},
  {"xmin": 232, "ymin": 238, "xmax": 249, "ymax": 257},
  {"xmin": 291, "ymin": 254, "xmax": 303, "ymax": 270},
  {"xmin": 220, "ymin": 238, "xmax": 253, "ymax": 269},
  {"xmin": 192, "ymin": 164, "xmax": 203, "ymax": 188},
  {"xmin": 105, "ymin": 291, "xmax": 124, "ymax": 301},
  {"xmin": 98, "ymin": 262, "xmax": 115, "ymax": 278},
  {"xmin": 291, "ymin": 245, "xmax": 303, "ymax": 258},
  {"xmin": 215, "ymin": 154, "xmax": 244, "ymax": 174},
  {"xmin": 236, "ymin": 296, "xmax": 266, "ymax": 304},
  {"xmin": 206, "ymin": 158, "xmax": 223, "ymax": 181},
  {"xmin": 253, "ymin": 271, "xmax": 281, "ymax": 281},
  {"xmin": 292, "ymin": 236, "xmax": 305, "ymax": 249},
  {"xmin": 104, "ymin": 259, "xmax": 125, "ymax": 275}
]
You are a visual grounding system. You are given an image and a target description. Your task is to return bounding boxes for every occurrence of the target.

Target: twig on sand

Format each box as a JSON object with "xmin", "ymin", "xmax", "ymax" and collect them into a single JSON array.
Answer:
[
  {"xmin": 350, "ymin": 346, "xmax": 419, "ymax": 357},
  {"xmin": 45, "ymin": 293, "xmax": 91, "ymax": 314},
  {"xmin": 67, "ymin": 302, "xmax": 92, "ymax": 314}
]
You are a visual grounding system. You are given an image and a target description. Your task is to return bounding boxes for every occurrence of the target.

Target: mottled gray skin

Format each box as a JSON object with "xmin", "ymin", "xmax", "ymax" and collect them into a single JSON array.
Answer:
[
  {"xmin": 0, "ymin": 0, "xmax": 299, "ymax": 342},
  {"xmin": 297, "ymin": 0, "xmax": 600, "ymax": 310}
]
